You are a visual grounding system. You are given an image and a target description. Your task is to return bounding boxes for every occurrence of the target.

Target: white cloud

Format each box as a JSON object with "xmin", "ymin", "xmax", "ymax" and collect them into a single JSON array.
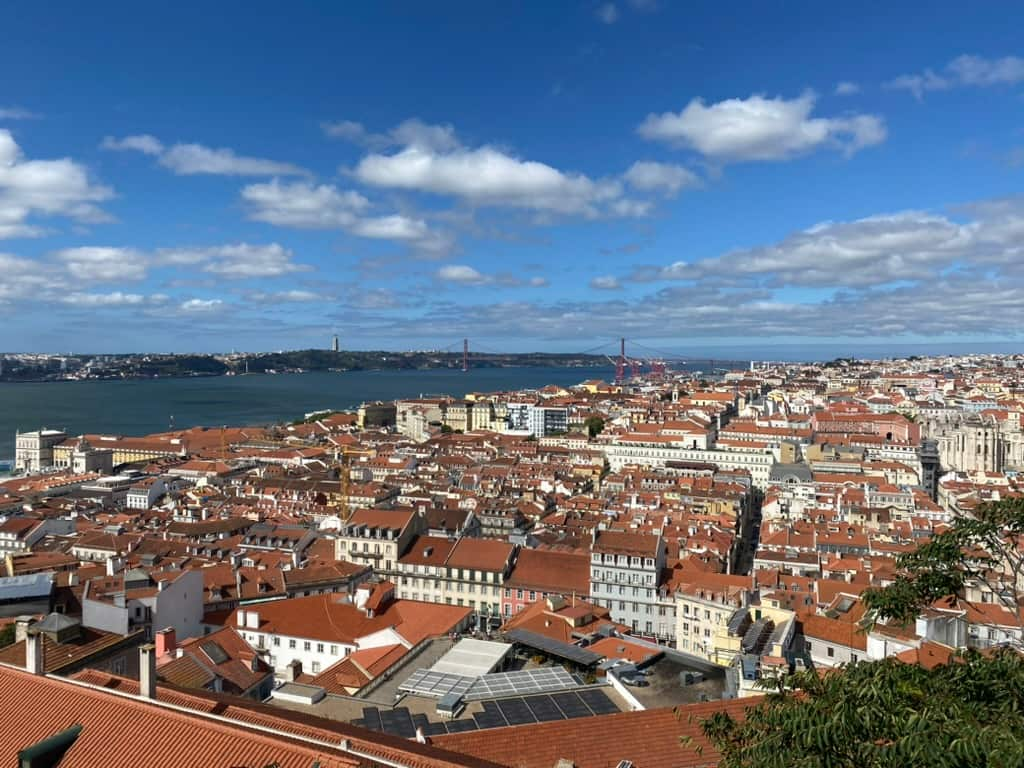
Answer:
[
  {"xmin": 350, "ymin": 214, "xmax": 430, "ymax": 241},
  {"xmin": 0, "ymin": 129, "xmax": 113, "ymax": 239},
  {"xmin": 834, "ymin": 81, "xmax": 861, "ymax": 96},
  {"xmin": 438, "ymin": 264, "xmax": 490, "ymax": 285},
  {"xmin": 627, "ymin": 200, "xmax": 1024, "ymax": 289},
  {"xmin": 159, "ymin": 242, "xmax": 312, "ymax": 279},
  {"xmin": 55, "ymin": 246, "xmax": 147, "ymax": 282},
  {"xmin": 321, "ymin": 120, "xmax": 370, "ymax": 142},
  {"xmin": 0, "ymin": 107, "xmax": 40, "ymax": 120},
  {"xmin": 62, "ymin": 291, "xmax": 147, "ymax": 307},
  {"xmin": 389, "ymin": 119, "xmax": 459, "ymax": 152},
  {"xmin": 637, "ymin": 91, "xmax": 886, "ymax": 162},
  {"xmin": 180, "ymin": 298, "xmax": 223, "ymax": 312},
  {"xmin": 241, "ymin": 179, "xmax": 369, "ymax": 228},
  {"xmin": 623, "ymin": 161, "xmax": 700, "ymax": 194},
  {"xmin": 101, "ymin": 134, "xmax": 164, "ymax": 155},
  {"xmin": 596, "ymin": 3, "xmax": 619, "ymax": 23},
  {"xmin": 241, "ymin": 179, "xmax": 451, "ymax": 254},
  {"xmin": 885, "ymin": 54, "xmax": 1024, "ymax": 99},
  {"xmin": 249, "ymin": 289, "xmax": 323, "ymax": 303},
  {"xmin": 0, "ymin": 252, "xmax": 51, "ymax": 303},
  {"xmin": 322, "ymin": 118, "xmax": 457, "ymax": 152},
  {"xmin": 354, "ymin": 134, "xmax": 626, "ymax": 217},
  {"xmin": 101, "ymin": 134, "xmax": 308, "ymax": 176},
  {"xmin": 436, "ymin": 264, "xmax": 545, "ymax": 287},
  {"xmin": 591, "ymin": 275, "xmax": 622, "ymax": 290}
]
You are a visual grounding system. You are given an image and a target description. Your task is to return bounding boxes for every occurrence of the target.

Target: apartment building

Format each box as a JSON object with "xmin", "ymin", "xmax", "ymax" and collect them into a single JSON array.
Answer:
[
  {"xmin": 228, "ymin": 582, "xmax": 471, "ymax": 677},
  {"xmin": 82, "ymin": 568, "xmax": 204, "ymax": 642},
  {"xmin": 335, "ymin": 507, "xmax": 423, "ymax": 578},
  {"xmin": 501, "ymin": 548, "xmax": 590, "ymax": 618},
  {"xmin": 394, "ymin": 535, "xmax": 515, "ymax": 627},
  {"xmin": 601, "ymin": 441, "xmax": 775, "ymax": 487},
  {"xmin": 674, "ymin": 572, "xmax": 752, "ymax": 662},
  {"xmin": 589, "ymin": 530, "xmax": 667, "ymax": 637},
  {"xmin": 507, "ymin": 403, "xmax": 569, "ymax": 437},
  {"xmin": 14, "ymin": 429, "xmax": 67, "ymax": 473}
]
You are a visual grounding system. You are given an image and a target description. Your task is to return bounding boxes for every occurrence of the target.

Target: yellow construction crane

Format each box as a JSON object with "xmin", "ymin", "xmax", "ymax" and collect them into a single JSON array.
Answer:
[{"xmin": 334, "ymin": 446, "xmax": 358, "ymax": 520}]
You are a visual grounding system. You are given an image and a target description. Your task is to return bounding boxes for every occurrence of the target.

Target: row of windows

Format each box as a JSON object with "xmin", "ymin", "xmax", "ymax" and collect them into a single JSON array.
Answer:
[
  {"xmin": 395, "ymin": 591, "xmax": 500, "ymax": 613},
  {"xmin": 245, "ymin": 633, "xmax": 344, "ymax": 657},
  {"xmin": 590, "ymin": 553, "xmax": 656, "ymax": 568},
  {"xmin": 590, "ymin": 570, "xmax": 655, "ymax": 584},
  {"xmin": 590, "ymin": 598, "xmax": 662, "ymax": 615},
  {"xmin": 397, "ymin": 566, "xmax": 502, "ymax": 582},
  {"xmin": 593, "ymin": 583, "xmax": 654, "ymax": 599}
]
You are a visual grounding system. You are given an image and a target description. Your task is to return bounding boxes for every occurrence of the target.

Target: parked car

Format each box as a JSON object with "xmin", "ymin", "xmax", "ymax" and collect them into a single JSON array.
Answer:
[{"xmin": 621, "ymin": 674, "xmax": 650, "ymax": 687}]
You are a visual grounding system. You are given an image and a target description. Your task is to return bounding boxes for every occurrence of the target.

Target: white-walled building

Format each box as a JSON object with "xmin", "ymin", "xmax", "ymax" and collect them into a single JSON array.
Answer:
[{"xmin": 226, "ymin": 582, "xmax": 472, "ymax": 677}]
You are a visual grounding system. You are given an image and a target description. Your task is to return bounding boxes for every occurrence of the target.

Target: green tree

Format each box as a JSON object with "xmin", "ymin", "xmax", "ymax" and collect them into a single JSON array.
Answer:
[
  {"xmin": 696, "ymin": 650, "xmax": 1024, "ymax": 768},
  {"xmin": 584, "ymin": 415, "xmax": 605, "ymax": 438},
  {"xmin": 861, "ymin": 498, "xmax": 1024, "ymax": 636},
  {"xmin": 0, "ymin": 623, "xmax": 15, "ymax": 648}
]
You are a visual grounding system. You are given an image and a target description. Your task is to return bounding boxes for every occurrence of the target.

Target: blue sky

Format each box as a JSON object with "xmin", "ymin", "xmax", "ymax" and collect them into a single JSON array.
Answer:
[{"xmin": 1, "ymin": 1, "xmax": 1023, "ymax": 355}]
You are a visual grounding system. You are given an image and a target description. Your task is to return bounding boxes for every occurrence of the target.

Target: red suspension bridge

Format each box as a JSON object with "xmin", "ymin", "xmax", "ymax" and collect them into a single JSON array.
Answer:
[{"xmin": 436, "ymin": 337, "xmax": 749, "ymax": 384}]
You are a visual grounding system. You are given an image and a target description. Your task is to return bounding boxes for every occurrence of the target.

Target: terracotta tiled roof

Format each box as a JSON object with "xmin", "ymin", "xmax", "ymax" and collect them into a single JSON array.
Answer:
[
  {"xmin": 504, "ymin": 549, "xmax": 589, "ymax": 594},
  {"xmin": 436, "ymin": 700, "xmax": 757, "ymax": 768},
  {"xmin": 224, "ymin": 593, "xmax": 471, "ymax": 646},
  {"xmin": 895, "ymin": 640, "xmax": 958, "ymax": 670},
  {"xmin": 0, "ymin": 626, "xmax": 143, "ymax": 674},
  {"xmin": 593, "ymin": 529, "xmax": 661, "ymax": 557},
  {"xmin": 800, "ymin": 614, "xmax": 868, "ymax": 651},
  {"xmin": 0, "ymin": 665, "xmax": 354, "ymax": 768},
  {"xmin": 445, "ymin": 538, "xmax": 515, "ymax": 571},
  {"xmin": 69, "ymin": 668, "xmax": 502, "ymax": 768}
]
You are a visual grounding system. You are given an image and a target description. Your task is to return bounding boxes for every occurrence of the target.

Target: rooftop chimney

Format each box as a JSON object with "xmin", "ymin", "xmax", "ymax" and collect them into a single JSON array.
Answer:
[
  {"xmin": 155, "ymin": 627, "xmax": 176, "ymax": 659},
  {"xmin": 285, "ymin": 659, "xmax": 302, "ymax": 682},
  {"xmin": 15, "ymin": 615, "xmax": 34, "ymax": 643},
  {"xmin": 25, "ymin": 629, "xmax": 44, "ymax": 675},
  {"xmin": 139, "ymin": 643, "xmax": 157, "ymax": 699}
]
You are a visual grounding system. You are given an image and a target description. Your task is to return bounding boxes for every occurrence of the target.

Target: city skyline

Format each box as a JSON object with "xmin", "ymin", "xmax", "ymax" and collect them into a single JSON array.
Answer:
[{"xmin": 2, "ymin": 2, "xmax": 1024, "ymax": 352}]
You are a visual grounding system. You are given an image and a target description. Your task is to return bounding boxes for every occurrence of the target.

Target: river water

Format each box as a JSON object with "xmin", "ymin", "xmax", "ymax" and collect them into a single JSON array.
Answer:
[{"xmin": 0, "ymin": 366, "xmax": 620, "ymax": 459}]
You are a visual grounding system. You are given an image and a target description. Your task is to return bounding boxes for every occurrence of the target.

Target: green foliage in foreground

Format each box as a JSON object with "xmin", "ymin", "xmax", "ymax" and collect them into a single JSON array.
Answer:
[
  {"xmin": 861, "ymin": 498, "xmax": 1024, "ymax": 631},
  {"xmin": 695, "ymin": 650, "xmax": 1024, "ymax": 768}
]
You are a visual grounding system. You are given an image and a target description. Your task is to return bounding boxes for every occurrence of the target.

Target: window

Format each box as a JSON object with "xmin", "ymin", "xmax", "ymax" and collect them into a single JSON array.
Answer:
[
  {"xmin": 289, "ymin": 639, "xmax": 296, "ymax": 649},
  {"xmin": 272, "ymin": 637, "xmax": 280, "ymax": 647},
  {"xmin": 311, "ymin": 661, "xmax": 321, "ymax": 674},
  {"xmin": 827, "ymin": 647, "xmax": 835, "ymax": 658},
  {"xmin": 303, "ymin": 641, "xmax": 311, "ymax": 651},
  {"xmin": 529, "ymin": 591, "xmax": 536, "ymax": 601},
  {"xmin": 516, "ymin": 589, "xmax": 523, "ymax": 599},
  {"xmin": 317, "ymin": 643, "xmax": 324, "ymax": 653}
]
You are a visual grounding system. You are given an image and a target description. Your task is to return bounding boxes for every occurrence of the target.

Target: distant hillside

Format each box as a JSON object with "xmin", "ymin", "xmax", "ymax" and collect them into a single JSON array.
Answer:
[{"xmin": 243, "ymin": 349, "xmax": 607, "ymax": 372}]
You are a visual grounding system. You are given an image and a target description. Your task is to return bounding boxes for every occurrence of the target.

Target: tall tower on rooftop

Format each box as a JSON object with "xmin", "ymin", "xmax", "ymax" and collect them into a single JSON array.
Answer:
[{"xmin": 332, "ymin": 334, "xmax": 340, "ymax": 352}]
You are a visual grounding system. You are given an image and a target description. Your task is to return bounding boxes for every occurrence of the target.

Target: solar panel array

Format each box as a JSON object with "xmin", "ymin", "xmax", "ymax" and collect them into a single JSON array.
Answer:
[
  {"xmin": 397, "ymin": 669, "xmax": 476, "ymax": 699},
  {"xmin": 353, "ymin": 688, "xmax": 620, "ymax": 737},
  {"xmin": 464, "ymin": 667, "xmax": 581, "ymax": 701}
]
